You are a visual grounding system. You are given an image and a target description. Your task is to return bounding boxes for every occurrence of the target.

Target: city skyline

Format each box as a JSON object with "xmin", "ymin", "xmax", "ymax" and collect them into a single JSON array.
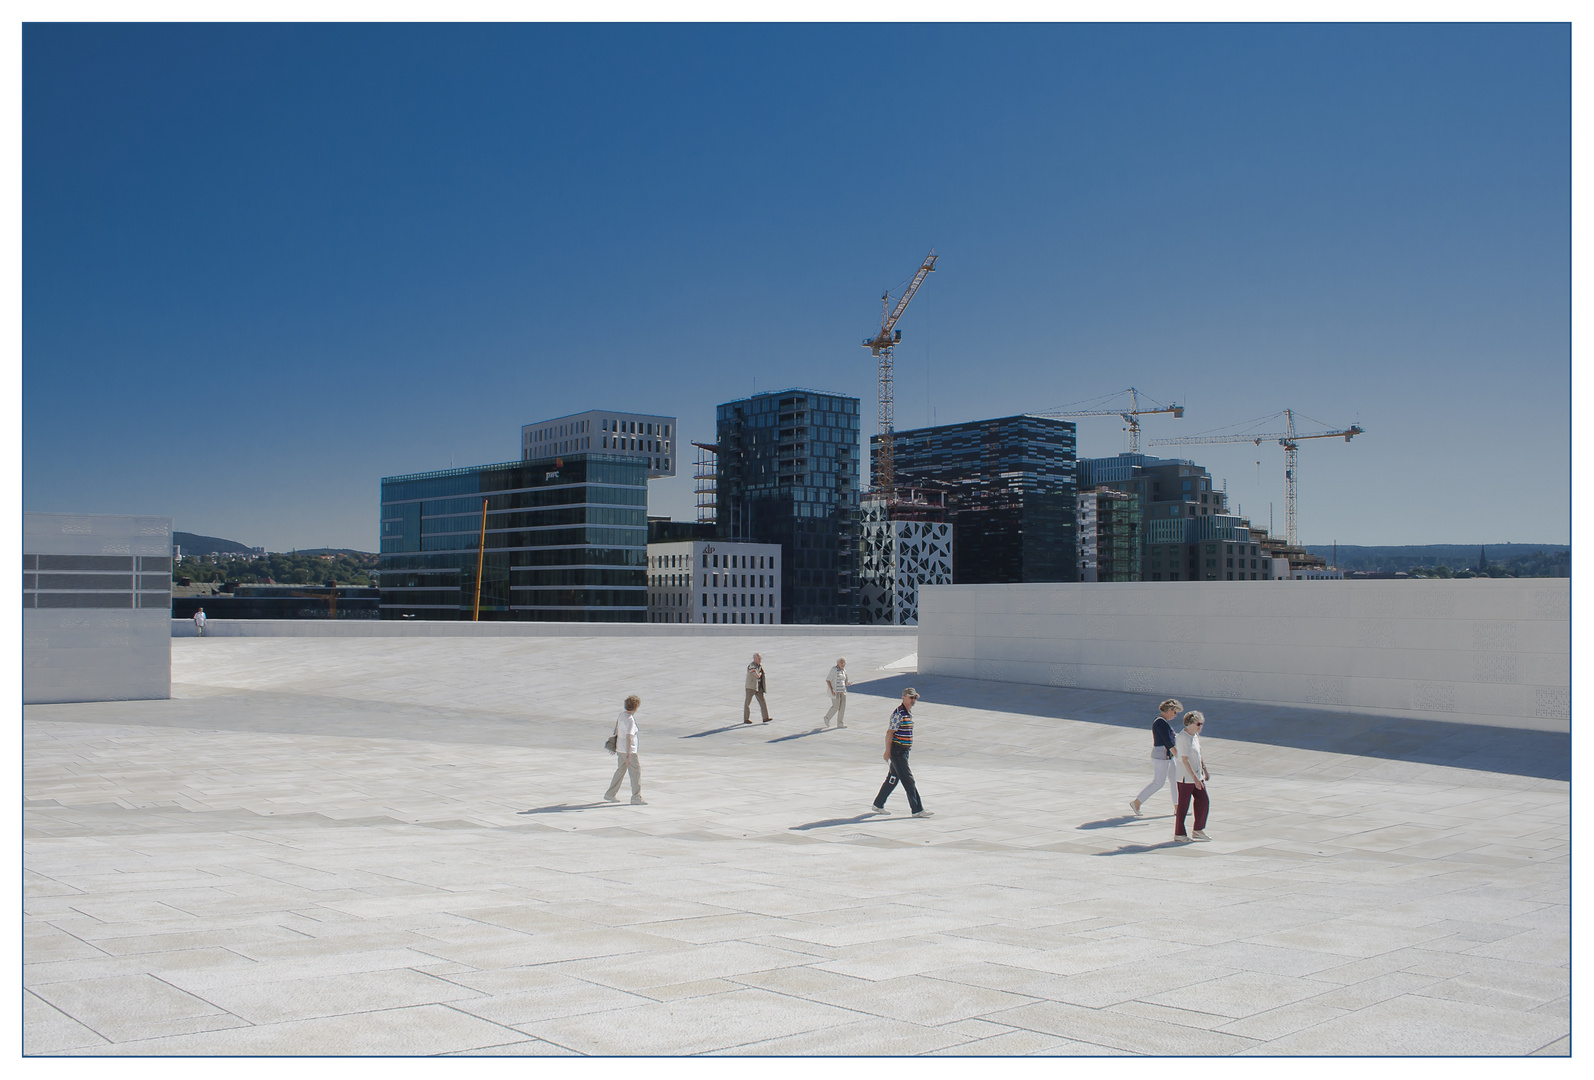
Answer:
[{"xmin": 22, "ymin": 23, "xmax": 1570, "ymax": 550}]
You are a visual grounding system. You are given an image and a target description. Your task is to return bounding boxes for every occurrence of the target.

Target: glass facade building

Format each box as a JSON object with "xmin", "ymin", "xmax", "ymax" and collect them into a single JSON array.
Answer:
[
  {"xmin": 880, "ymin": 415, "xmax": 1079, "ymax": 584},
  {"xmin": 715, "ymin": 389, "xmax": 862, "ymax": 624},
  {"xmin": 378, "ymin": 454, "xmax": 648, "ymax": 620}
]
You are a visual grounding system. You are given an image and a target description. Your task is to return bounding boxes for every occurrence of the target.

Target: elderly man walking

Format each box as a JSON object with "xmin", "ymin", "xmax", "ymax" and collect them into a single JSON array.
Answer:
[
  {"xmin": 743, "ymin": 652, "xmax": 771, "ymax": 724},
  {"xmin": 867, "ymin": 687, "xmax": 932, "ymax": 818},
  {"xmin": 822, "ymin": 657, "xmax": 849, "ymax": 728}
]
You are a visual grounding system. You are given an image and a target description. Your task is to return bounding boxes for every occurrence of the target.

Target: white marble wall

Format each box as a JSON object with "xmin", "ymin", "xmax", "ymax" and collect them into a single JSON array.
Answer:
[
  {"xmin": 24, "ymin": 513, "xmax": 172, "ymax": 704},
  {"xmin": 918, "ymin": 580, "xmax": 1570, "ymax": 732}
]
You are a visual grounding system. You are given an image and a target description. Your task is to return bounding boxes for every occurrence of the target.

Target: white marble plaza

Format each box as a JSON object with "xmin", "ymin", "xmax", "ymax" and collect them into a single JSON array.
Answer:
[{"xmin": 24, "ymin": 631, "xmax": 1569, "ymax": 1056}]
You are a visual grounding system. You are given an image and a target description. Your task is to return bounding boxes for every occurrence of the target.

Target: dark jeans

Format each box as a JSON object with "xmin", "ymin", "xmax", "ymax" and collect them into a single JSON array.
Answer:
[
  {"xmin": 875, "ymin": 749, "xmax": 923, "ymax": 814},
  {"xmin": 1175, "ymin": 781, "xmax": 1209, "ymax": 835}
]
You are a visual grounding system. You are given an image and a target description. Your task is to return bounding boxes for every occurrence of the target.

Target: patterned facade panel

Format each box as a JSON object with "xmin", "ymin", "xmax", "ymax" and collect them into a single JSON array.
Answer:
[{"xmin": 859, "ymin": 517, "xmax": 953, "ymax": 625}]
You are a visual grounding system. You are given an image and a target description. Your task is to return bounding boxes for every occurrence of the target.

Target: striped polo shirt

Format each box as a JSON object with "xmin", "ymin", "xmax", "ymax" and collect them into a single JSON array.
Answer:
[{"xmin": 888, "ymin": 704, "xmax": 914, "ymax": 750}]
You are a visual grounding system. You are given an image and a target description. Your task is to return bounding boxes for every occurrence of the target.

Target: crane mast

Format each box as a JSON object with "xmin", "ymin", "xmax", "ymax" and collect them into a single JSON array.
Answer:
[
  {"xmin": 1150, "ymin": 408, "xmax": 1363, "ymax": 548},
  {"xmin": 863, "ymin": 250, "xmax": 937, "ymax": 499}
]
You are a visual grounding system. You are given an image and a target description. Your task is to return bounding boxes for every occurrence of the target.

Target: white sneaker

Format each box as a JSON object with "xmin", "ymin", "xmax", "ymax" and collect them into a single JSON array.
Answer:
[
  {"xmin": 866, "ymin": 804, "xmax": 888, "ymax": 815},
  {"xmin": 1129, "ymin": 800, "xmax": 1142, "ymax": 818},
  {"xmin": 1191, "ymin": 830, "xmax": 1210, "ymax": 841},
  {"xmin": 836, "ymin": 723, "xmax": 847, "ymax": 729},
  {"xmin": 912, "ymin": 810, "xmax": 935, "ymax": 818},
  {"xmin": 602, "ymin": 795, "xmax": 620, "ymax": 803},
  {"xmin": 1173, "ymin": 835, "xmax": 1194, "ymax": 844},
  {"xmin": 630, "ymin": 798, "xmax": 648, "ymax": 805}
]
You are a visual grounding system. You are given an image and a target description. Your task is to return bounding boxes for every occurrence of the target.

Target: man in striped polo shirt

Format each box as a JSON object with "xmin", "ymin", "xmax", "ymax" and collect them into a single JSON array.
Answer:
[{"xmin": 867, "ymin": 688, "xmax": 933, "ymax": 818}]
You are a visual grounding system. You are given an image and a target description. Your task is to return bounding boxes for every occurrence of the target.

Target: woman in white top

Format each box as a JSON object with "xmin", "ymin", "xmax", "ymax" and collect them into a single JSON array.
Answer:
[
  {"xmin": 604, "ymin": 695, "xmax": 646, "ymax": 805},
  {"xmin": 1173, "ymin": 710, "xmax": 1210, "ymax": 842}
]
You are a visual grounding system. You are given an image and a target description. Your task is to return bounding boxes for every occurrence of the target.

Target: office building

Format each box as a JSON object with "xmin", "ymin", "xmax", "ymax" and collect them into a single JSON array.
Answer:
[
  {"xmin": 881, "ymin": 415, "xmax": 1078, "ymax": 583},
  {"xmin": 522, "ymin": 410, "xmax": 677, "ymax": 479},
  {"xmin": 23, "ymin": 512, "xmax": 172, "ymax": 704},
  {"xmin": 858, "ymin": 498, "xmax": 953, "ymax": 625},
  {"xmin": 1081, "ymin": 452, "xmax": 1283, "ymax": 581},
  {"xmin": 1077, "ymin": 487, "xmax": 1142, "ymax": 582},
  {"xmin": 647, "ymin": 539, "xmax": 782, "ymax": 624},
  {"xmin": 715, "ymin": 389, "xmax": 862, "ymax": 624},
  {"xmin": 379, "ymin": 453, "xmax": 648, "ymax": 620}
]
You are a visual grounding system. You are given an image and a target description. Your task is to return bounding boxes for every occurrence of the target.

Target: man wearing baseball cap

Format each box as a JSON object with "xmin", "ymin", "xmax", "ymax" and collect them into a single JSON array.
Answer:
[{"xmin": 867, "ymin": 687, "xmax": 933, "ymax": 818}]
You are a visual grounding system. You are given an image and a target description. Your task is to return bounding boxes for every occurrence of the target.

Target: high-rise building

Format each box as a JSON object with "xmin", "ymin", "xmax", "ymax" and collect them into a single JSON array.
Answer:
[
  {"xmin": 379, "ymin": 453, "xmax": 648, "ymax": 620},
  {"xmin": 521, "ymin": 410, "xmax": 678, "ymax": 479},
  {"xmin": 1077, "ymin": 487, "xmax": 1142, "ymax": 582},
  {"xmin": 647, "ymin": 539, "xmax": 782, "ymax": 624},
  {"xmin": 880, "ymin": 415, "xmax": 1078, "ymax": 583},
  {"xmin": 715, "ymin": 389, "xmax": 862, "ymax": 624}
]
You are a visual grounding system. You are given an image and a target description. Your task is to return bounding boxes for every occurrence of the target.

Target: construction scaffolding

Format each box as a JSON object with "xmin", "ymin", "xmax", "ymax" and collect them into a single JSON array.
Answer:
[{"xmin": 693, "ymin": 442, "xmax": 717, "ymax": 526}]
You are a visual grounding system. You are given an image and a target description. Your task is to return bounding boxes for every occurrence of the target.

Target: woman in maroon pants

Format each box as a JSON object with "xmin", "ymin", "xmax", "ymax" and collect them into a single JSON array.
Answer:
[{"xmin": 1173, "ymin": 710, "xmax": 1210, "ymax": 842}]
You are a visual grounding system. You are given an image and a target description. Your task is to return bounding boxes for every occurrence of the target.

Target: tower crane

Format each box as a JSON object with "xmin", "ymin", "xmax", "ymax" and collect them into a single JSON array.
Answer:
[
  {"xmin": 863, "ymin": 249, "xmax": 937, "ymax": 499},
  {"xmin": 1031, "ymin": 387, "xmax": 1185, "ymax": 453},
  {"xmin": 1150, "ymin": 409, "xmax": 1363, "ymax": 549}
]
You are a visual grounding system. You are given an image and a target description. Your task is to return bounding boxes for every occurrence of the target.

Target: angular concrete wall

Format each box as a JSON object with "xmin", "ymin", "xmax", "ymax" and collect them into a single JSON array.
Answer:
[
  {"xmin": 24, "ymin": 513, "xmax": 173, "ymax": 704},
  {"xmin": 918, "ymin": 580, "xmax": 1570, "ymax": 732}
]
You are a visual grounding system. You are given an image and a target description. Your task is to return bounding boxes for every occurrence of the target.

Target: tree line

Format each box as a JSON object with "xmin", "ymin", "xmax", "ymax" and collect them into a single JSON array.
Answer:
[{"xmin": 175, "ymin": 552, "xmax": 377, "ymax": 586}]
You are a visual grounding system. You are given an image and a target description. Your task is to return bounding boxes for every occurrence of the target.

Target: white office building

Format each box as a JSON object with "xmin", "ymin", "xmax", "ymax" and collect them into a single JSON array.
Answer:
[
  {"xmin": 648, "ymin": 539, "xmax": 782, "ymax": 624},
  {"xmin": 522, "ymin": 410, "xmax": 678, "ymax": 479}
]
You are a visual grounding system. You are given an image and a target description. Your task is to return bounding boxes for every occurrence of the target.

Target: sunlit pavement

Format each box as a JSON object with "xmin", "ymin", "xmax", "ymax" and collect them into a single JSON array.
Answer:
[{"xmin": 24, "ymin": 633, "xmax": 1568, "ymax": 1056}]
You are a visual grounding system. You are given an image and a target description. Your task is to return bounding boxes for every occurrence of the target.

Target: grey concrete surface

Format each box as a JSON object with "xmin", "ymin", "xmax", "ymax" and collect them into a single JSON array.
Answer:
[{"xmin": 24, "ymin": 633, "xmax": 1568, "ymax": 1056}]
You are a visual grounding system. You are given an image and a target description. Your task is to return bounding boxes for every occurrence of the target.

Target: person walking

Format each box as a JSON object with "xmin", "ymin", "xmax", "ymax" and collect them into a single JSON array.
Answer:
[
  {"xmin": 822, "ymin": 657, "xmax": 849, "ymax": 728},
  {"xmin": 603, "ymin": 694, "xmax": 646, "ymax": 805},
  {"xmin": 867, "ymin": 688, "xmax": 933, "ymax": 818},
  {"xmin": 1173, "ymin": 710, "xmax": 1210, "ymax": 842},
  {"xmin": 1130, "ymin": 698, "xmax": 1182, "ymax": 817},
  {"xmin": 743, "ymin": 652, "xmax": 771, "ymax": 724},
  {"xmin": 193, "ymin": 606, "xmax": 207, "ymax": 636}
]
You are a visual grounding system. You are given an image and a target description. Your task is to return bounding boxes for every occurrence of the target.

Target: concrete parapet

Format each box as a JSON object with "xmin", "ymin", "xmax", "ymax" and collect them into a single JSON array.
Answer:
[
  {"xmin": 918, "ymin": 579, "xmax": 1570, "ymax": 732},
  {"xmin": 173, "ymin": 620, "xmax": 917, "ymax": 640}
]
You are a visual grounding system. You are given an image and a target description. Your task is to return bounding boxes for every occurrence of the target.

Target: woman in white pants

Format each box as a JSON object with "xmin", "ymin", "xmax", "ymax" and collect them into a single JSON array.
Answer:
[{"xmin": 1130, "ymin": 698, "xmax": 1182, "ymax": 816}]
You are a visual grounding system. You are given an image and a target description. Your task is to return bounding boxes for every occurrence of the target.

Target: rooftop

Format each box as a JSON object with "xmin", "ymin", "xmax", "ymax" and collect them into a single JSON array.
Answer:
[{"xmin": 24, "ymin": 631, "xmax": 1568, "ymax": 1055}]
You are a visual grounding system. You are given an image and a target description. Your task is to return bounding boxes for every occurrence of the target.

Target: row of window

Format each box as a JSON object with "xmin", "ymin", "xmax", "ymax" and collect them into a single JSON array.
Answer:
[{"xmin": 652, "ymin": 612, "xmax": 775, "ymax": 624}]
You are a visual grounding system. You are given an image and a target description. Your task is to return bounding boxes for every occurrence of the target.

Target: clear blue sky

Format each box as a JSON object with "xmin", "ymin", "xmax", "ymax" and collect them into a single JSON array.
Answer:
[{"xmin": 23, "ymin": 23, "xmax": 1569, "ymax": 550}]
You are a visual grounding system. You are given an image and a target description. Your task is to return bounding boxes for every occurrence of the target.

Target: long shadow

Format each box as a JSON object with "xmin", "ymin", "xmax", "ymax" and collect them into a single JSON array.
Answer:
[
  {"xmin": 790, "ymin": 814, "xmax": 882, "ymax": 831},
  {"xmin": 767, "ymin": 728, "xmax": 828, "ymax": 743},
  {"xmin": 845, "ymin": 673, "xmax": 1569, "ymax": 782},
  {"xmin": 1076, "ymin": 815, "xmax": 1147, "ymax": 830},
  {"xmin": 681, "ymin": 723, "xmax": 755, "ymax": 739},
  {"xmin": 1092, "ymin": 841, "xmax": 1186, "ymax": 856},
  {"xmin": 517, "ymin": 802, "xmax": 622, "ymax": 815}
]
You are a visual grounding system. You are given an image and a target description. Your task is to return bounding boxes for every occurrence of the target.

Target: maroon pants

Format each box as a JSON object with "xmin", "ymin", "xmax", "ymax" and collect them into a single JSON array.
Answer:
[{"xmin": 1176, "ymin": 782, "xmax": 1209, "ymax": 836}]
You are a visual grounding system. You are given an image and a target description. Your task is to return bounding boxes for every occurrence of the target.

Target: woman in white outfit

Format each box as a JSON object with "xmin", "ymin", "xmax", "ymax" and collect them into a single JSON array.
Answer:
[
  {"xmin": 1173, "ymin": 710, "xmax": 1210, "ymax": 842},
  {"xmin": 604, "ymin": 695, "xmax": 646, "ymax": 805}
]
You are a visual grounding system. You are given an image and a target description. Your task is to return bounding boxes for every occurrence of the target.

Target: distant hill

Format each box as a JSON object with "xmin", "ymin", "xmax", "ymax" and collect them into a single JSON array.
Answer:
[
  {"xmin": 295, "ymin": 548, "xmax": 375, "ymax": 557},
  {"xmin": 1306, "ymin": 543, "xmax": 1569, "ymax": 573},
  {"xmin": 174, "ymin": 531, "xmax": 254, "ymax": 555}
]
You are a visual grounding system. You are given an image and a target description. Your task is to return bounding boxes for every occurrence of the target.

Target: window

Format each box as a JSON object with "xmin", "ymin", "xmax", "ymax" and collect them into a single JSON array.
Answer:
[{"xmin": 702, "ymin": 553, "xmax": 708, "ymax": 567}]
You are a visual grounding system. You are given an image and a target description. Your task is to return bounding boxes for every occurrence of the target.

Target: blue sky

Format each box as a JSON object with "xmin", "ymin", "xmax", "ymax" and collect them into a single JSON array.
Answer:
[{"xmin": 23, "ymin": 23, "xmax": 1569, "ymax": 550}]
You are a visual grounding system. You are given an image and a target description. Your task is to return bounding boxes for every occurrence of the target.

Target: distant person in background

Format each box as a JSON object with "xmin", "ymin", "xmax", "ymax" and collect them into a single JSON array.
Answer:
[
  {"xmin": 823, "ymin": 657, "xmax": 849, "ymax": 728},
  {"xmin": 868, "ymin": 688, "xmax": 932, "ymax": 817},
  {"xmin": 603, "ymin": 694, "xmax": 646, "ymax": 805},
  {"xmin": 193, "ymin": 607, "xmax": 206, "ymax": 636},
  {"xmin": 1130, "ymin": 698, "xmax": 1182, "ymax": 817},
  {"xmin": 744, "ymin": 652, "xmax": 771, "ymax": 724},
  {"xmin": 1173, "ymin": 710, "xmax": 1211, "ymax": 843}
]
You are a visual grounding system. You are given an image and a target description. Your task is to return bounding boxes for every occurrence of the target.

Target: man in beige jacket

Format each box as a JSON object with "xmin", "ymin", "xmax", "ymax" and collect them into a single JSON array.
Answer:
[{"xmin": 743, "ymin": 652, "xmax": 771, "ymax": 724}]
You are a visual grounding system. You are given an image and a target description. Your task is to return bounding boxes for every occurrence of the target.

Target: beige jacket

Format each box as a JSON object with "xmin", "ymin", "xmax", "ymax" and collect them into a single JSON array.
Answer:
[{"xmin": 745, "ymin": 663, "xmax": 766, "ymax": 692}]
